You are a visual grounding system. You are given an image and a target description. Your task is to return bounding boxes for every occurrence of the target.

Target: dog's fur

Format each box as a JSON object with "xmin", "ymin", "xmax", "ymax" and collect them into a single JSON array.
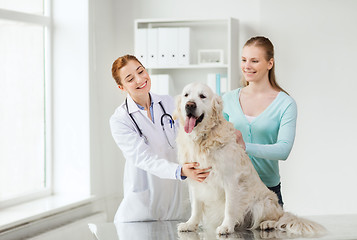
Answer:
[{"xmin": 175, "ymin": 82, "xmax": 325, "ymax": 236}]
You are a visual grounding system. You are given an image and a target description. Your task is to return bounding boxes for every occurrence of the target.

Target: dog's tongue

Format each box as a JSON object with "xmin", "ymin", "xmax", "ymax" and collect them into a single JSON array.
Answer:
[{"xmin": 184, "ymin": 116, "xmax": 196, "ymax": 133}]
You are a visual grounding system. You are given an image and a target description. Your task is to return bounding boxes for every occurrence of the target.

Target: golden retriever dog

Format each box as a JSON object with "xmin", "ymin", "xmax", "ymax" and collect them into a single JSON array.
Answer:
[{"xmin": 175, "ymin": 82, "xmax": 325, "ymax": 237}]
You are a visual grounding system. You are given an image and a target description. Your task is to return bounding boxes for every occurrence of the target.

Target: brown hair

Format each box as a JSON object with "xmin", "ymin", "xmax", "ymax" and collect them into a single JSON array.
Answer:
[
  {"xmin": 242, "ymin": 36, "xmax": 288, "ymax": 95},
  {"xmin": 111, "ymin": 54, "xmax": 144, "ymax": 86}
]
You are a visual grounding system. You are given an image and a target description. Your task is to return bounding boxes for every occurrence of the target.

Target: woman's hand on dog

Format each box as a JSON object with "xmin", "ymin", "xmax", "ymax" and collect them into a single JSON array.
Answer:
[
  {"xmin": 234, "ymin": 129, "xmax": 246, "ymax": 150},
  {"xmin": 181, "ymin": 162, "xmax": 211, "ymax": 182}
]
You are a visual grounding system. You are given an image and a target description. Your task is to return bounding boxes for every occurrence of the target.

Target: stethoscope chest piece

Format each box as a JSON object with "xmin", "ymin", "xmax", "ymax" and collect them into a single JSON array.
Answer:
[{"xmin": 125, "ymin": 98, "xmax": 175, "ymax": 148}]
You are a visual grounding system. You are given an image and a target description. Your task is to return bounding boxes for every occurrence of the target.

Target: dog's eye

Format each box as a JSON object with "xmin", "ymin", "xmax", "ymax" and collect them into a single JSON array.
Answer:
[
  {"xmin": 199, "ymin": 94, "xmax": 206, "ymax": 99},
  {"xmin": 184, "ymin": 93, "xmax": 188, "ymax": 97}
]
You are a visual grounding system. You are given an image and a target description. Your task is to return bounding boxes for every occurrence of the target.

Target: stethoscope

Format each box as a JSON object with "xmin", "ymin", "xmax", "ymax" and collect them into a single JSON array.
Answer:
[{"xmin": 125, "ymin": 98, "xmax": 176, "ymax": 149}]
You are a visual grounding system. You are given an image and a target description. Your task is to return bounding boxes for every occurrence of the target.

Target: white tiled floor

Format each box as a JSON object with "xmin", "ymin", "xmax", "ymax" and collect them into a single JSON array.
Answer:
[{"xmin": 89, "ymin": 214, "xmax": 357, "ymax": 240}]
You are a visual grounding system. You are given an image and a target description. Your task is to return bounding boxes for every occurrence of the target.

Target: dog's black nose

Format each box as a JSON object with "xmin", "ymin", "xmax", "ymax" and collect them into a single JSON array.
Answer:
[{"xmin": 185, "ymin": 101, "xmax": 196, "ymax": 115}]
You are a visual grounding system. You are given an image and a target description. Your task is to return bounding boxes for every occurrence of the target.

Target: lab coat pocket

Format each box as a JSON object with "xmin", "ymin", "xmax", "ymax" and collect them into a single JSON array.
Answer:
[{"xmin": 116, "ymin": 189, "xmax": 152, "ymax": 222}]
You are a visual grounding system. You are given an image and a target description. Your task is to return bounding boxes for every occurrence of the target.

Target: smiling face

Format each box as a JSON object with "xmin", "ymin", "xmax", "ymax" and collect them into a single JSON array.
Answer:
[
  {"xmin": 118, "ymin": 60, "xmax": 151, "ymax": 100},
  {"xmin": 178, "ymin": 83, "xmax": 219, "ymax": 134},
  {"xmin": 241, "ymin": 45, "xmax": 274, "ymax": 84}
]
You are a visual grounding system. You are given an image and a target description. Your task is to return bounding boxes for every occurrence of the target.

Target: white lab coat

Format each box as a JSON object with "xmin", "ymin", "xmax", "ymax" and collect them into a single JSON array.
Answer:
[{"xmin": 110, "ymin": 93, "xmax": 189, "ymax": 223}]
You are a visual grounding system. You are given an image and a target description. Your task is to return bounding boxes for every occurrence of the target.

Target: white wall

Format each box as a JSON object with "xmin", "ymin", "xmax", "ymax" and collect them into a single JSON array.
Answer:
[
  {"xmin": 260, "ymin": 0, "xmax": 357, "ymax": 215},
  {"xmin": 93, "ymin": 0, "xmax": 357, "ymax": 219},
  {"xmin": 89, "ymin": 0, "xmax": 127, "ymax": 220}
]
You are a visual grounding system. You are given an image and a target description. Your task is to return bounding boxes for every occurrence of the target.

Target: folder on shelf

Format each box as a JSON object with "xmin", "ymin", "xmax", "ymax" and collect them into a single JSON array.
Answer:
[
  {"xmin": 216, "ymin": 73, "xmax": 221, "ymax": 96},
  {"xmin": 147, "ymin": 28, "xmax": 158, "ymax": 68},
  {"xmin": 135, "ymin": 28, "xmax": 148, "ymax": 66},
  {"xmin": 207, "ymin": 73, "xmax": 217, "ymax": 94},
  {"xmin": 178, "ymin": 27, "xmax": 190, "ymax": 65},
  {"xmin": 207, "ymin": 73, "xmax": 227, "ymax": 96},
  {"xmin": 158, "ymin": 28, "xmax": 178, "ymax": 66},
  {"xmin": 220, "ymin": 74, "xmax": 228, "ymax": 94}
]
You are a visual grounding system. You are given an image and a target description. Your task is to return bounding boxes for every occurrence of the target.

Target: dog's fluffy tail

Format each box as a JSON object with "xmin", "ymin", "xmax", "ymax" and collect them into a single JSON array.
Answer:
[{"xmin": 275, "ymin": 212, "xmax": 326, "ymax": 236}]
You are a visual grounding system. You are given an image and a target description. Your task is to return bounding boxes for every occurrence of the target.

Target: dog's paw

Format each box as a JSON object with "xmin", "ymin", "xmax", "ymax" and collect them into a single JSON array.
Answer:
[
  {"xmin": 177, "ymin": 222, "xmax": 198, "ymax": 232},
  {"xmin": 260, "ymin": 220, "xmax": 276, "ymax": 230},
  {"xmin": 216, "ymin": 224, "xmax": 235, "ymax": 235}
]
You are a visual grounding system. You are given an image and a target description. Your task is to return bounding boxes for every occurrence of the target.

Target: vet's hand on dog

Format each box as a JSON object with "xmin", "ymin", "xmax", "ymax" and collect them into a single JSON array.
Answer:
[
  {"xmin": 234, "ymin": 129, "xmax": 246, "ymax": 150},
  {"xmin": 181, "ymin": 162, "xmax": 211, "ymax": 182}
]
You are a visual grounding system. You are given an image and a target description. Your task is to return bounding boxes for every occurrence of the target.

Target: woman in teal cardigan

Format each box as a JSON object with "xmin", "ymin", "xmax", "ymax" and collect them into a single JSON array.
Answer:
[{"xmin": 222, "ymin": 36, "xmax": 297, "ymax": 207}]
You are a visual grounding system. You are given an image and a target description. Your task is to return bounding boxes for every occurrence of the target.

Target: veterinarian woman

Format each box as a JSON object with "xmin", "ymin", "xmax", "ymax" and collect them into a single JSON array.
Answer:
[
  {"xmin": 222, "ymin": 36, "xmax": 297, "ymax": 207},
  {"xmin": 110, "ymin": 55, "xmax": 210, "ymax": 223}
]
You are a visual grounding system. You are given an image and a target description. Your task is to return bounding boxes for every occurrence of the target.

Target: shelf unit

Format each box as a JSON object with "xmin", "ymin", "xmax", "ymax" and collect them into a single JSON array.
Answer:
[
  {"xmin": 147, "ymin": 64, "xmax": 228, "ymax": 70},
  {"xmin": 134, "ymin": 18, "xmax": 239, "ymax": 96}
]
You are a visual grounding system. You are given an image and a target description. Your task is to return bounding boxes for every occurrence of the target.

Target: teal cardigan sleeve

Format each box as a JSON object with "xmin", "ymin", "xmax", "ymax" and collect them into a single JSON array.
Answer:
[{"xmin": 245, "ymin": 100, "xmax": 297, "ymax": 161}]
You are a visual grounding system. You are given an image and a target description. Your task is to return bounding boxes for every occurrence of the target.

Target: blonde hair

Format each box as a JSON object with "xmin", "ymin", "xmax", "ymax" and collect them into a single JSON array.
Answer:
[
  {"xmin": 241, "ymin": 36, "xmax": 288, "ymax": 95},
  {"xmin": 111, "ymin": 54, "xmax": 144, "ymax": 86}
]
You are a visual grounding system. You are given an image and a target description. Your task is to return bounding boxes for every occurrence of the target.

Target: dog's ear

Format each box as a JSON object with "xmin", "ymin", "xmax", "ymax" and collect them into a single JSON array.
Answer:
[
  {"xmin": 211, "ymin": 95, "xmax": 223, "ymax": 121},
  {"xmin": 173, "ymin": 94, "xmax": 182, "ymax": 121}
]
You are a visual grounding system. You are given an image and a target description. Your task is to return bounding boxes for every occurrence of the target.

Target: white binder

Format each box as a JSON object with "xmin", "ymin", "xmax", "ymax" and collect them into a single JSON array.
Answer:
[
  {"xmin": 135, "ymin": 29, "xmax": 147, "ymax": 66},
  {"xmin": 207, "ymin": 73, "xmax": 217, "ymax": 93},
  {"xmin": 147, "ymin": 28, "xmax": 158, "ymax": 68},
  {"xmin": 220, "ymin": 75, "xmax": 228, "ymax": 94},
  {"xmin": 178, "ymin": 28, "xmax": 190, "ymax": 65},
  {"xmin": 158, "ymin": 28, "xmax": 178, "ymax": 66},
  {"xmin": 207, "ymin": 73, "xmax": 225, "ymax": 96}
]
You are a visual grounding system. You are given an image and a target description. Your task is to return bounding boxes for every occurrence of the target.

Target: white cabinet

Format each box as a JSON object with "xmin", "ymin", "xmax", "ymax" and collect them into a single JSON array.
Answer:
[{"xmin": 134, "ymin": 18, "xmax": 239, "ymax": 96}]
